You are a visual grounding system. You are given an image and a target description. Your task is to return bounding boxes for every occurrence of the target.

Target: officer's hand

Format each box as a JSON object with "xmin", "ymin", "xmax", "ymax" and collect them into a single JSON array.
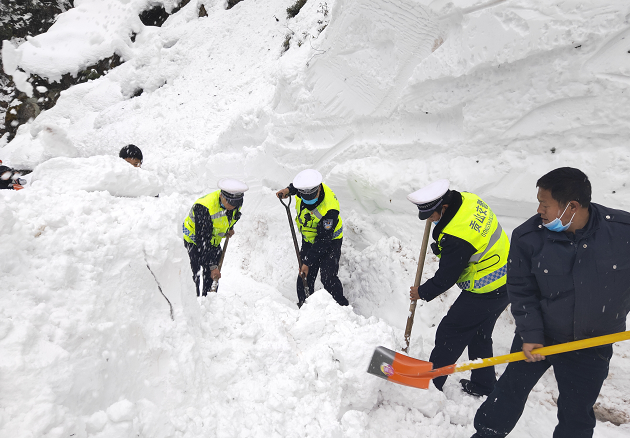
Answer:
[
  {"xmin": 300, "ymin": 264, "xmax": 309, "ymax": 278},
  {"xmin": 276, "ymin": 188, "xmax": 290, "ymax": 199},
  {"xmin": 523, "ymin": 343, "xmax": 545, "ymax": 362},
  {"xmin": 211, "ymin": 268, "xmax": 221, "ymax": 281},
  {"xmin": 409, "ymin": 286, "xmax": 420, "ymax": 301},
  {"xmin": 228, "ymin": 229, "xmax": 235, "ymax": 237},
  {"xmin": 10, "ymin": 184, "xmax": 24, "ymax": 190}
]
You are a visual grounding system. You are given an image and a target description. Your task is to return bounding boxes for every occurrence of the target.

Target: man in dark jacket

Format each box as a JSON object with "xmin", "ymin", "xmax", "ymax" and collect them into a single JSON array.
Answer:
[
  {"xmin": 408, "ymin": 179, "xmax": 510, "ymax": 397},
  {"xmin": 119, "ymin": 144, "xmax": 143, "ymax": 168},
  {"xmin": 472, "ymin": 167, "xmax": 630, "ymax": 438}
]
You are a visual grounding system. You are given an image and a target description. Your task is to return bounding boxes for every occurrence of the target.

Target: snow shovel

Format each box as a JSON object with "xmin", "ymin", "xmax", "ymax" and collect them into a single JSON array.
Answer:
[
  {"xmin": 402, "ymin": 219, "xmax": 432, "ymax": 353},
  {"xmin": 210, "ymin": 230, "xmax": 231, "ymax": 293},
  {"xmin": 368, "ymin": 330, "xmax": 630, "ymax": 390},
  {"xmin": 278, "ymin": 195, "xmax": 310, "ymax": 300}
]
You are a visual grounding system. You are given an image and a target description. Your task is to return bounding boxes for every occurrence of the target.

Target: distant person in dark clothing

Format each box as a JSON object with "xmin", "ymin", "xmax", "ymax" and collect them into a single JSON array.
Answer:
[
  {"xmin": 182, "ymin": 178, "xmax": 248, "ymax": 297},
  {"xmin": 0, "ymin": 163, "xmax": 26, "ymax": 190},
  {"xmin": 407, "ymin": 179, "xmax": 510, "ymax": 397},
  {"xmin": 119, "ymin": 144, "xmax": 143, "ymax": 168},
  {"xmin": 472, "ymin": 167, "xmax": 630, "ymax": 438},
  {"xmin": 276, "ymin": 169, "xmax": 348, "ymax": 308}
]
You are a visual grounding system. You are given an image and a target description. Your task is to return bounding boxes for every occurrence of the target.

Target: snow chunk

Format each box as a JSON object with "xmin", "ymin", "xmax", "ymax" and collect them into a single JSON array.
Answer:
[
  {"xmin": 106, "ymin": 399, "xmax": 135, "ymax": 423},
  {"xmin": 30, "ymin": 155, "xmax": 163, "ymax": 197},
  {"xmin": 2, "ymin": 41, "xmax": 34, "ymax": 97},
  {"xmin": 85, "ymin": 410, "xmax": 108, "ymax": 433},
  {"xmin": 10, "ymin": 0, "xmax": 141, "ymax": 81}
]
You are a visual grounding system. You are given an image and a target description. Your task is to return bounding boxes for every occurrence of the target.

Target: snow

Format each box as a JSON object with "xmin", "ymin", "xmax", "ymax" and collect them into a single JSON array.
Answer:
[
  {"xmin": 2, "ymin": 0, "xmax": 630, "ymax": 437},
  {"xmin": 30, "ymin": 155, "xmax": 163, "ymax": 197}
]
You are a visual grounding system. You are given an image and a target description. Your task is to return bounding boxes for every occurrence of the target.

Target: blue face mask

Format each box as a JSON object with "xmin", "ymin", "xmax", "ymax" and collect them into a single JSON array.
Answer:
[
  {"xmin": 432, "ymin": 211, "xmax": 442, "ymax": 225},
  {"xmin": 302, "ymin": 197, "xmax": 318, "ymax": 205},
  {"xmin": 543, "ymin": 203, "xmax": 574, "ymax": 232}
]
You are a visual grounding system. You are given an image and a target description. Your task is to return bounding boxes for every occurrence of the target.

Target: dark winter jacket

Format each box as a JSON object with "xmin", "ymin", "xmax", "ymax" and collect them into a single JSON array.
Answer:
[
  {"xmin": 417, "ymin": 191, "xmax": 507, "ymax": 301},
  {"xmin": 0, "ymin": 166, "xmax": 16, "ymax": 190},
  {"xmin": 287, "ymin": 183, "xmax": 340, "ymax": 266},
  {"xmin": 508, "ymin": 203, "xmax": 630, "ymax": 345}
]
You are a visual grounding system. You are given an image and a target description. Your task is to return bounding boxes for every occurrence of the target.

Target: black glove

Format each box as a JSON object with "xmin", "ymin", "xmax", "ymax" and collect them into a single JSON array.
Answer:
[{"xmin": 430, "ymin": 242, "xmax": 441, "ymax": 256}]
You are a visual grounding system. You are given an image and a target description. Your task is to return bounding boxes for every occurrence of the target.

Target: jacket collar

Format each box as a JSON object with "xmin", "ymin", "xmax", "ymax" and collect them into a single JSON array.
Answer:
[{"xmin": 432, "ymin": 190, "xmax": 462, "ymax": 240}]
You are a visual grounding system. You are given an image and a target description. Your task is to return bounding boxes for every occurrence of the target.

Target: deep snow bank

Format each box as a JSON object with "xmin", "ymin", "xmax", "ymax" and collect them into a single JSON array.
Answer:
[{"xmin": 30, "ymin": 155, "xmax": 162, "ymax": 197}]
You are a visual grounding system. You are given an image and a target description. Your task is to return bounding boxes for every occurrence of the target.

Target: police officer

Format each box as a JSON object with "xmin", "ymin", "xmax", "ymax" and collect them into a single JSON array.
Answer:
[
  {"xmin": 183, "ymin": 178, "xmax": 248, "ymax": 297},
  {"xmin": 276, "ymin": 169, "xmax": 349, "ymax": 308},
  {"xmin": 408, "ymin": 179, "xmax": 510, "ymax": 396}
]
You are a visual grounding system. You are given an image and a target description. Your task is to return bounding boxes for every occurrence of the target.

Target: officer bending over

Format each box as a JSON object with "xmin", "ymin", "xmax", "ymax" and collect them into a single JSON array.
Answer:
[
  {"xmin": 183, "ymin": 178, "xmax": 248, "ymax": 296},
  {"xmin": 408, "ymin": 179, "xmax": 510, "ymax": 397}
]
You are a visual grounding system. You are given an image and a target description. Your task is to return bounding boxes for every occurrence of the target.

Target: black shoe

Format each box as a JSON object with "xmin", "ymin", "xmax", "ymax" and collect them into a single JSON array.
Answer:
[{"xmin": 460, "ymin": 379, "xmax": 492, "ymax": 397}]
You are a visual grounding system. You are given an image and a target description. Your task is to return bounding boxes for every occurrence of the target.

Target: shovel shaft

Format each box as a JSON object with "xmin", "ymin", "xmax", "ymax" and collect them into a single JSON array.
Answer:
[
  {"xmin": 280, "ymin": 196, "xmax": 302, "ymax": 267},
  {"xmin": 453, "ymin": 330, "xmax": 630, "ymax": 374},
  {"xmin": 280, "ymin": 196, "xmax": 310, "ymax": 298},
  {"xmin": 403, "ymin": 219, "xmax": 432, "ymax": 352},
  {"xmin": 210, "ymin": 231, "xmax": 231, "ymax": 293},
  {"xmin": 278, "ymin": 197, "xmax": 311, "ymax": 298}
]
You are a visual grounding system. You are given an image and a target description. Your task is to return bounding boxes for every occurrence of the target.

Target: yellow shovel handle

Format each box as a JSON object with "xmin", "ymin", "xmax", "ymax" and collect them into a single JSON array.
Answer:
[{"xmin": 455, "ymin": 330, "xmax": 630, "ymax": 373}]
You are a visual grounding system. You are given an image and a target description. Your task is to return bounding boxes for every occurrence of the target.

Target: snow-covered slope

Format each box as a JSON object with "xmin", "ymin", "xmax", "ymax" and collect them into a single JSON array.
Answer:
[{"xmin": 2, "ymin": 0, "xmax": 630, "ymax": 436}]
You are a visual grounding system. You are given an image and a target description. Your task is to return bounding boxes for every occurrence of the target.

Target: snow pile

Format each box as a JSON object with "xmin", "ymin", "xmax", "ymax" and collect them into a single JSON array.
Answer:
[
  {"xmin": 30, "ymin": 155, "xmax": 163, "ymax": 197},
  {"xmin": 2, "ymin": 0, "xmax": 187, "ymax": 82},
  {"xmin": 2, "ymin": 0, "xmax": 630, "ymax": 437}
]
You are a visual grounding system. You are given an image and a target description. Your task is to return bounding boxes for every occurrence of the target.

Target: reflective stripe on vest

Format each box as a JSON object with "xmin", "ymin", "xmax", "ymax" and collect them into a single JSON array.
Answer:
[
  {"xmin": 437, "ymin": 192, "xmax": 510, "ymax": 294},
  {"xmin": 457, "ymin": 263, "xmax": 507, "ymax": 290},
  {"xmin": 332, "ymin": 226, "xmax": 343, "ymax": 239},
  {"xmin": 182, "ymin": 190, "xmax": 239, "ymax": 246},
  {"xmin": 469, "ymin": 224, "xmax": 503, "ymax": 263},
  {"xmin": 295, "ymin": 183, "xmax": 343, "ymax": 244}
]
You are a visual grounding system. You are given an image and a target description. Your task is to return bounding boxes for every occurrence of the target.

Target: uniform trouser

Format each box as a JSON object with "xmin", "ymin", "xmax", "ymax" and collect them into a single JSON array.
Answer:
[
  {"xmin": 184, "ymin": 241, "xmax": 221, "ymax": 297},
  {"xmin": 472, "ymin": 334, "xmax": 612, "ymax": 438},
  {"xmin": 296, "ymin": 238, "xmax": 348, "ymax": 306},
  {"xmin": 430, "ymin": 287, "xmax": 509, "ymax": 393}
]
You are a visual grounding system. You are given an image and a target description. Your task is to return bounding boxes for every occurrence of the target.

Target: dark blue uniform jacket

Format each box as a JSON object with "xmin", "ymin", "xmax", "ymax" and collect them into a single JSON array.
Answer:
[{"xmin": 508, "ymin": 203, "xmax": 630, "ymax": 345}]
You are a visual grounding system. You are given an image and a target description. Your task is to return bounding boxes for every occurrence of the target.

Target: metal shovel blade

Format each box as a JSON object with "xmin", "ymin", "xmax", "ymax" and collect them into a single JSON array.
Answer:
[{"xmin": 367, "ymin": 346, "xmax": 435, "ymax": 390}]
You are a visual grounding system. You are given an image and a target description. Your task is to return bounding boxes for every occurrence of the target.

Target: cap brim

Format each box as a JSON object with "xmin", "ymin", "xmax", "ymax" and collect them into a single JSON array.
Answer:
[
  {"xmin": 227, "ymin": 198, "xmax": 243, "ymax": 208},
  {"xmin": 299, "ymin": 190, "xmax": 319, "ymax": 201},
  {"xmin": 418, "ymin": 209, "xmax": 436, "ymax": 220}
]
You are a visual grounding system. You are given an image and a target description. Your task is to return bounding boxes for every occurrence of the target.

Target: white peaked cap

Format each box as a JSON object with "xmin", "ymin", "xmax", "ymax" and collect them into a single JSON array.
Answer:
[
  {"xmin": 218, "ymin": 178, "xmax": 249, "ymax": 194},
  {"xmin": 407, "ymin": 179, "xmax": 450, "ymax": 205},
  {"xmin": 293, "ymin": 169, "xmax": 323, "ymax": 190}
]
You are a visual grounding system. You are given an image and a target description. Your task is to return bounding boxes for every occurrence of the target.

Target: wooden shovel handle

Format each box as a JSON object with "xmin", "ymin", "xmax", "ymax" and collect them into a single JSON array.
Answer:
[{"xmin": 403, "ymin": 219, "xmax": 432, "ymax": 353}]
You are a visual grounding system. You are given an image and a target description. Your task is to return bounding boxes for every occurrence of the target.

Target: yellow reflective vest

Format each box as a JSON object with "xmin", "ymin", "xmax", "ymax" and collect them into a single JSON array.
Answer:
[
  {"xmin": 295, "ymin": 184, "xmax": 343, "ymax": 244},
  {"xmin": 437, "ymin": 192, "xmax": 509, "ymax": 294},
  {"xmin": 182, "ymin": 190, "xmax": 240, "ymax": 246}
]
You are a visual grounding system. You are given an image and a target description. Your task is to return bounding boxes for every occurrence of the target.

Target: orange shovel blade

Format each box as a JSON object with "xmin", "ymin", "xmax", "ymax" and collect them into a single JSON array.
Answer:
[{"xmin": 367, "ymin": 346, "xmax": 451, "ymax": 389}]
